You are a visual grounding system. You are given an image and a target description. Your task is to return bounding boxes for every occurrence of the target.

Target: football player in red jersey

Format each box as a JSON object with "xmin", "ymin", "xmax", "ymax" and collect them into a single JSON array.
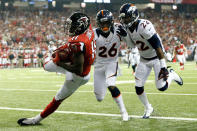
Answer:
[
  {"xmin": 173, "ymin": 41, "xmax": 187, "ymax": 70},
  {"xmin": 17, "ymin": 12, "xmax": 96, "ymax": 126}
]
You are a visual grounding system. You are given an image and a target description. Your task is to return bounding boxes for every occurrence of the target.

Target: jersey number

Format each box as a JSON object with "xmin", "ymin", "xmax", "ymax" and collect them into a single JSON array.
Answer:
[
  {"xmin": 99, "ymin": 43, "xmax": 117, "ymax": 57},
  {"xmin": 140, "ymin": 21, "xmax": 150, "ymax": 28},
  {"xmin": 136, "ymin": 41, "xmax": 149, "ymax": 51}
]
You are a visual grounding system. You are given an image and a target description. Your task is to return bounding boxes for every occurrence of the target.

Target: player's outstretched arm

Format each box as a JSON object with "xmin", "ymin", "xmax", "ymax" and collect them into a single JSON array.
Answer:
[{"xmin": 147, "ymin": 34, "xmax": 169, "ymax": 79}]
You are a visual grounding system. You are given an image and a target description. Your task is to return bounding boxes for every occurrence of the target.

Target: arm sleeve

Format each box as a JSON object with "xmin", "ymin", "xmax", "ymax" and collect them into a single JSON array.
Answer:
[{"xmin": 147, "ymin": 34, "xmax": 162, "ymax": 49}]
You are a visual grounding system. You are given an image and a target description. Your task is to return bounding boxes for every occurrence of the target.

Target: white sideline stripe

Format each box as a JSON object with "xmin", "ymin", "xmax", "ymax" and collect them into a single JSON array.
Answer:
[
  {"xmin": 0, "ymin": 88, "xmax": 197, "ymax": 96},
  {"xmin": 6, "ymin": 76, "xmax": 197, "ymax": 80},
  {"xmin": 0, "ymin": 80, "xmax": 197, "ymax": 85},
  {"xmin": 0, "ymin": 107, "xmax": 197, "ymax": 121}
]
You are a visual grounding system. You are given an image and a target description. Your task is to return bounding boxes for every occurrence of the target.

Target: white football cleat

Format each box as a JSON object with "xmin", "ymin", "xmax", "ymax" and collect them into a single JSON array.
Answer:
[
  {"xmin": 143, "ymin": 105, "xmax": 154, "ymax": 119},
  {"xmin": 169, "ymin": 69, "xmax": 183, "ymax": 86},
  {"xmin": 17, "ymin": 115, "xmax": 42, "ymax": 126},
  {"xmin": 121, "ymin": 111, "xmax": 129, "ymax": 121},
  {"xmin": 17, "ymin": 118, "xmax": 38, "ymax": 126}
]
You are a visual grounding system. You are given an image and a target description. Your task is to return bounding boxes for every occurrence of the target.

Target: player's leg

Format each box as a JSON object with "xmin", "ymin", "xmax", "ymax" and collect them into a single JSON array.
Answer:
[
  {"xmin": 177, "ymin": 55, "xmax": 184, "ymax": 70},
  {"xmin": 128, "ymin": 57, "xmax": 131, "ymax": 68},
  {"xmin": 43, "ymin": 60, "xmax": 66, "ymax": 74},
  {"xmin": 18, "ymin": 72, "xmax": 90, "ymax": 126},
  {"xmin": 132, "ymin": 54, "xmax": 139, "ymax": 74},
  {"xmin": 106, "ymin": 63, "xmax": 129, "ymax": 121},
  {"xmin": 154, "ymin": 59, "xmax": 183, "ymax": 91},
  {"xmin": 39, "ymin": 72, "xmax": 90, "ymax": 119},
  {"xmin": 135, "ymin": 61, "xmax": 153, "ymax": 118},
  {"xmin": 94, "ymin": 65, "xmax": 107, "ymax": 102}
]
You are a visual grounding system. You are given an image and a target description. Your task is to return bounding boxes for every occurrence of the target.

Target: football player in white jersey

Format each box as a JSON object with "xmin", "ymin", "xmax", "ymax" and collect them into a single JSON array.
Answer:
[
  {"xmin": 93, "ymin": 10, "xmax": 129, "ymax": 121},
  {"xmin": 119, "ymin": 3, "xmax": 183, "ymax": 119}
]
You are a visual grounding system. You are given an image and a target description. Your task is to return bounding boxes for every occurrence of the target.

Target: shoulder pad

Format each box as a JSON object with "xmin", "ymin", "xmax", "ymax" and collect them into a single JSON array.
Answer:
[{"xmin": 138, "ymin": 19, "xmax": 156, "ymax": 40}]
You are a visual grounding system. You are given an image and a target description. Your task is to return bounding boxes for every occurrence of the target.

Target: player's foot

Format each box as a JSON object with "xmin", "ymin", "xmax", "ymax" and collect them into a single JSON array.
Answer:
[
  {"xmin": 143, "ymin": 105, "xmax": 154, "ymax": 119},
  {"xmin": 17, "ymin": 117, "xmax": 38, "ymax": 126},
  {"xmin": 121, "ymin": 111, "xmax": 129, "ymax": 121},
  {"xmin": 17, "ymin": 115, "xmax": 42, "ymax": 126},
  {"xmin": 169, "ymin": 69, "xmax": 183, "ymax": 86}
]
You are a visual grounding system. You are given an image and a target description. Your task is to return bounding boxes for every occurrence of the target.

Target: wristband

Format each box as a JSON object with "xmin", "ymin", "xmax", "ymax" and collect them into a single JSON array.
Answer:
[{"xmin": 160, "ymin": 59, "xmax": 167, "ymax": 68}]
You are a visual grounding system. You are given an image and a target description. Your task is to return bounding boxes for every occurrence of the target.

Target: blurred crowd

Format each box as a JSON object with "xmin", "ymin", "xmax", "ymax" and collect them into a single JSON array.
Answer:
[{"xmin": 0, "ymin": 9, "xmax": 197, "ymax": 68}]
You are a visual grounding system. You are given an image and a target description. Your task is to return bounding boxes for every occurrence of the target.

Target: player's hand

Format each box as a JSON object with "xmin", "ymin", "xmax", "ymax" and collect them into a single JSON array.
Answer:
[
  {"xmin": 116, "ymin": 25, "xmax": 127, "ymax": 37},
  {"xmin": 158, "ymin": 67, "xmax": 169, "ymax": 81},
  {"xmin": 52, "ymin": 52, "xmax": 60, "ymax": 63}
]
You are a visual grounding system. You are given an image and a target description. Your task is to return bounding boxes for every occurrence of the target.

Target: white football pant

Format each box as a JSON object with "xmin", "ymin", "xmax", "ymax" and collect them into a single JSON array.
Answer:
[
  {"xmin": 135, "ymin": 59, "xmax": 173, "ymax": 89},
  {"xmin": 176, "ymin": 54, "xmax": 186, "ymax": 64},
  {"xmin": 130, "ymin": 53, "xmax": 140, "ymax": 66},
  {"xmin": 44, "ymin": 60, "xmax": 90, "ymax": 100},
  {"xmin": 94, "ymin": 62, "xmax": 118, "ymax": 101}
]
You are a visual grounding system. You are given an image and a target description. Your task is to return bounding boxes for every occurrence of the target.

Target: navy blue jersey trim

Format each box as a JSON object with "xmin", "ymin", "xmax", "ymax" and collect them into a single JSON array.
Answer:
[
  {"xmin": 147, "ymin": 34, "xmax": 162, "ymax": 49},
  {"xmin": 136, "ymin": 20, "xmax": 140, "ymax": 32}
]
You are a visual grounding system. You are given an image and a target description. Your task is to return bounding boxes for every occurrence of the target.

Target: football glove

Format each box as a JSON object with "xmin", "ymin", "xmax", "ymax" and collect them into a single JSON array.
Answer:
[
  {"xmin": 116, "ymin": 25, "xmax": 127, "ymax": 37},
  {"xmin": 158, "ymin": 67, "xmax": 169, "ymax": 81}
]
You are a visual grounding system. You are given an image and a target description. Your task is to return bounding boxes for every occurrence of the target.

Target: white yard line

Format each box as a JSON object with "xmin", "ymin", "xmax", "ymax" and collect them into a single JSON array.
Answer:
[
  {"xmin": 0, "ymin": 106, "xmax": 196, "ymax": 121},
  {"xmin": 0, "ymin": 88, "xmax": 197, "ymax": 96},
  {"xmin": 0, "ymin": 80, "xmax": 197, "ymax": 85}
]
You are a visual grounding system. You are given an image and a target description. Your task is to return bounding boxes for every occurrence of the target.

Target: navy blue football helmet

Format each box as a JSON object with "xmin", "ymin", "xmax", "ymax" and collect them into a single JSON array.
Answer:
[
  {"xmin": 96, "ymin": 9, "xmax": 114, "ymax": 33},
  {"xmin": 119, "ymin": 3, "xmax": 139, "ymax": 27}
]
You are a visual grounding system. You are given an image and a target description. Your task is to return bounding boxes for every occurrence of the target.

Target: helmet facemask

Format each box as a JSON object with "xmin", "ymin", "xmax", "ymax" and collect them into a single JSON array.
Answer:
[
  {"xmin": 98, "ymin": 18, "xmax": 113, "ymax": 33},
  {"xmin": 96, "ymin": 10, "xmax": 114, "ymax": 34},
  {"xmin": 65, "ymin": 18, "xmax": 74, "ymax": 36}
]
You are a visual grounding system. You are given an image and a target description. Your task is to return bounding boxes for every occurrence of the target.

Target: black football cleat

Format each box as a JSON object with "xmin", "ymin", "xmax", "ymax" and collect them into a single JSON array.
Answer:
[{"xmin": 17, "ymin": 118, "xmax": 37, "ymax": 126}]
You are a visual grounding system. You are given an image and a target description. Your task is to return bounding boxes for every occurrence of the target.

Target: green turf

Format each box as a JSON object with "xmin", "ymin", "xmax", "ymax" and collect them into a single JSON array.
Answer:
[{"xmin": 0, "ymin": 62, "xmax": 197, "ymax": 131}]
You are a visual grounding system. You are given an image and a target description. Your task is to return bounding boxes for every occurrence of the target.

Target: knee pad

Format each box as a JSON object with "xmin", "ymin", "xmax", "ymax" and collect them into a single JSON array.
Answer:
[
  {"xmin": 158, "ymin": 82, "xmax": 168, "ymax": 91},
  {"xmin": 135, "ymin": 86, "xmax": 144, "ymax": 95},
  {"xmin": 132, "ymin": 65, "xmax": 136, "ymax": 71},
  {"xmin": 108, "ymin": 86, "xmax": 120, "ymax": 98}
]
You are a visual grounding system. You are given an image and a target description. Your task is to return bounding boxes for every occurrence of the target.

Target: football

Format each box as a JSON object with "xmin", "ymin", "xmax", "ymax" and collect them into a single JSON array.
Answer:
[{"xmin": 58, "ymin": 50, "xmax": 69, "ymax": 62}]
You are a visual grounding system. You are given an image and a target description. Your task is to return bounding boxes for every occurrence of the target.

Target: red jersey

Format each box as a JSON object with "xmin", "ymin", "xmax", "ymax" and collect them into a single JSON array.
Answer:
[
  {"xmin": 175, "ymin": 44, "xmax": 184, "ymax": 55},
  {"xmin": 60, "ymin": 25, "xmax": 96, "ymax": 76}
]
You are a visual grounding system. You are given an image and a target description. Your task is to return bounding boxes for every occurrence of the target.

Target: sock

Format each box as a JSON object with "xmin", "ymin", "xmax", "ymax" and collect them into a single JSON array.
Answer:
[
  {"xmin": 33, "ymin": 114, "xmax": 43, "ymax": 123},
  {"xmin": 40, "ymin": 97, "xmax": 63, "ymax": 118},
  {"xmin": 180, "ymin": 63, "xmax": 184, "ymax": 69},
  {"xmin": 138, "ymin": 92, "xmax": 151, "ymax": 109},
  {"xmin": 113, "ymin": 94, "xmax": 127, "ymax": 113}
]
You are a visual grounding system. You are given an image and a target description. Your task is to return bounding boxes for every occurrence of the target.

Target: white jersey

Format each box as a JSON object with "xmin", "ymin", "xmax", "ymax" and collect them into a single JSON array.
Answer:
[
  {"xmin": 94, "ymin": 24, "xmax": 121, "ymax": 64},
  {"xmin": 131, "ymin": 47, "xmax": 139, "ymax": 54},
  {"xmin": 123, "ymin": 19, "xmax": 163, "ymax": 59}
]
